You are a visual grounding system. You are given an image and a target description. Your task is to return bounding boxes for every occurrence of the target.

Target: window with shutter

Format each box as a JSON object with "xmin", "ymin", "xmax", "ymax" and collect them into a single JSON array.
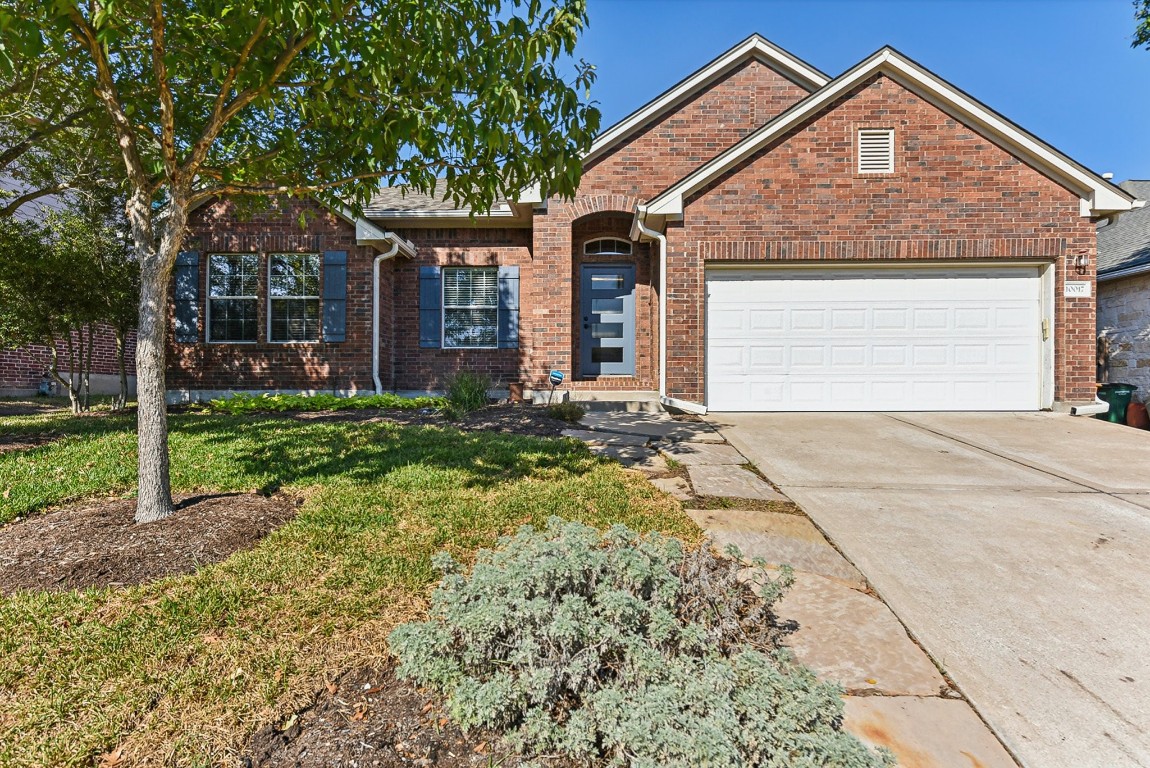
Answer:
[
  {"xmin": 443, "ymin": 267, "xmax": 499, "ymax": 348},
  {"xmin": 207, "ymin": 254, "xmax": 260, "ymax": 342},
  {"xmin": 857, "ymin": 128, "xmax": 894, "ymax": 174},
  {"xmin": 268, "ymin": 254, "xmax": 320, "ymax": 342}
]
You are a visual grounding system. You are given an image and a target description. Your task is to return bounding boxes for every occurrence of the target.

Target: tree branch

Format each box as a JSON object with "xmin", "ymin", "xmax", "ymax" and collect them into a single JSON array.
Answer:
[
  {"xmin": 0, "ymin": 106, "xmax": 96, "ymax": 172},
  {"xmin": 0, "ymin": 184, "xmax": 69, "ymax": 217},
  {"xmin": 149, "ymin": 0, "xmax": 179, "ymax": 182}
]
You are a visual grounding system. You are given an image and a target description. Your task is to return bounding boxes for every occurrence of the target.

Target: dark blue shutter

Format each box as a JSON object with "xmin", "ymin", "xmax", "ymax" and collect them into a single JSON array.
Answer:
[
  {"xmin": 173, "ymin": 251, "xmax": 200, "ymax": 343},
  {"xmin": 419, "ymin": 266, "xmax": 442, "ymax": 348},
  {"xmin": 497, "ymin": 266, "xmax": 519, "ymax": 349},
  {"xmin": 322, "ymin": 250, "xmax": 347, "ymax": 343}
]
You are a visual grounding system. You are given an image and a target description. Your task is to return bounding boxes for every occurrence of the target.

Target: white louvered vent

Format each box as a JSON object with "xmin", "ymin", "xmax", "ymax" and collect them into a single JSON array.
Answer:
[{"xmin": 858, "ymin": 129, "xmax": 894, "ymax": 174}]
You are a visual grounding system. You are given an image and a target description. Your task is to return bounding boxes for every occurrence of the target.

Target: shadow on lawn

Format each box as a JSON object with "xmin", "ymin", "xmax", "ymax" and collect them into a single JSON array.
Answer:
[{"xmin": 170, "ymin": 414, "xmax": 595, "ymax": 493}]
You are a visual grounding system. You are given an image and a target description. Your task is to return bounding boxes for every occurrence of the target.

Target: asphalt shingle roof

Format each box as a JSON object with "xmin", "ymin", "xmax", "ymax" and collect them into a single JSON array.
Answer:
[
  {"xmin": 365, "ymin": 182, "xmax": 508, "ymax": 214},
  {"xmin": 1098, "ymin": 180, "xmax": 1150, "ymax": 276}
]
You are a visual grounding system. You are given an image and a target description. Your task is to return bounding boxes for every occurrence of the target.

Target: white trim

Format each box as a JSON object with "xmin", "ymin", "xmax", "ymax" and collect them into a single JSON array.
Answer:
[
  {"xmin": 1098, "ymin": 262, "xmax": 1150, "ymax": 282},
  {"xmin": 643, "ymin": 47, "xmax": 1136, "ymax": 222},
  {"xmin": 205, "ymin": 253, "xmax": 261, "ymax": 344},
  {"xmin": 584, "ymin": 35, "xmax": 828, "ymax": 167},
  {"xmin": 1041, "ymin": 262, "xmax": 1055, "ymax": 409},
  {"xmin": 266, "ymin": 253, "xmax": 321, "ymax": 344},
  {"xmin": 440, "ymin": 266, "xmax": 500, "ymax": 350},
  {"xmin": 583, "ymin": 237, "xmax": 633, "ymax": 256}
]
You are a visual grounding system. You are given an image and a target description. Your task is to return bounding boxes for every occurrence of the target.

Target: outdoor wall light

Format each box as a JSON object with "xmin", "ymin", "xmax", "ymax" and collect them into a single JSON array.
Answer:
[{"xmin": 1073, "ymin": 253, "xmax": 1089, "ymax": 274}]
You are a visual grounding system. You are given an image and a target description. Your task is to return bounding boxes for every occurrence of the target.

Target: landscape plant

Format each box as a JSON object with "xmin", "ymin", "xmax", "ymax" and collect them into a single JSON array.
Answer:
[
  {"xmin": 390, "ymin": 519, "xmax": 893, "ymax": 767},
  {"xmin": 444, "ymin": 371, "xmax": 493, "ymax": 418},
  {"xmin": 207, "ymin": 391, "xmax": 444, "ymax": 415}
]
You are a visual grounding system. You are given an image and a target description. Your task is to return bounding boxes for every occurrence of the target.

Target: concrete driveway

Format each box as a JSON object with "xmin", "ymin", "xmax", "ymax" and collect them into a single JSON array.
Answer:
[{"xmin": 712, "ymin": 412, "xmax": 1150, "ymax": 768}]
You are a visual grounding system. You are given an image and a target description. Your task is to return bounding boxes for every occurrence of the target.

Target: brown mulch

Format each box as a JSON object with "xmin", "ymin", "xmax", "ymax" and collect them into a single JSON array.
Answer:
[
  {"xmin": 244, "ymin": 665, "xmax": 566, "ymax": 768},
  {"xmin": 0, "ymin": 432, "xmax": 63, "ymax": 455},
  {"xmin": 0, "ymin": 492, "xmax": 300, "ymax": 595},
  {"xmin": 289, "ymin": 403, "xmax": 573, "ymax": 438}
]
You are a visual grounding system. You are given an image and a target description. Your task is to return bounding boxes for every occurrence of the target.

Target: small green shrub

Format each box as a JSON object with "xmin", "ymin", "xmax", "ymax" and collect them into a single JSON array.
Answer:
[
  {"xmin": 207, "ymin": 391, "xmax": 444, "ymax": 415},
  {"xmin": 444, "ymin": 371, "xmax": 492, "ymax": 418},
  {"xmin": 545, "ymin": 401, "xmax": 586, "ymax": 423},
  {"xmin": 390, "ymin": 519, "xmax": 892, "ymax": 768}
]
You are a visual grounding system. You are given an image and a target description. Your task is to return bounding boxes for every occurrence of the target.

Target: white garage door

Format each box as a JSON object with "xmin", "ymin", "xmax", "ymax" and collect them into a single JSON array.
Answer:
[{"xmin": 706, "ymin": 267, "xmax": 1043, "ymax": 412}]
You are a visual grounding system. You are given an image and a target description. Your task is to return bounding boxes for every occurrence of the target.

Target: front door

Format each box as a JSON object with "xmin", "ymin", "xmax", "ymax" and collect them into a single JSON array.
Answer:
[{"xmin": 580, "ymin": 264, "xmax": 635, "ymax": 376}]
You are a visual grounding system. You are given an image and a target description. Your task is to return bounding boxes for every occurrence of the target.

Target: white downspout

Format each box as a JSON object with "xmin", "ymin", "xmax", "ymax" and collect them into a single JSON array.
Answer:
[
  {"xmin": 634, "ymin": 205, "xmax": 706, "ymax": 415},
  {"xmin": 372, "ymin": 239, "xmax": 400, "ymax": 395}
]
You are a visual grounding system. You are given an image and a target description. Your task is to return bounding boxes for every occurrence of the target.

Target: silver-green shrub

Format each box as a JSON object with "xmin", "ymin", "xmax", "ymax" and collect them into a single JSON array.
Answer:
[{"xmin": 389, "ymin": 518, "xmax": 893, "ymax": 767}]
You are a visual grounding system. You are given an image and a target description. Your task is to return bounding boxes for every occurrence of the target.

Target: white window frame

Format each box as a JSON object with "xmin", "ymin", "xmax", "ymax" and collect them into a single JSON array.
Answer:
[
  {"xmin": 267, "ymin": 253, "xmax": 321, "ymax": 344},
  {"xmin": 857, "ymin": 128, "xmax": 895, "ymax": 174},
  {"xmin": 442, "ymin": 266, "xmax": 499, "ymax": 350},
  {"xmin": 583, "ymin": 237, "xmax": 633, "ymax": 256},
  {"xmin": 206, "ymin": 253, "xmax": 260, "ymax": 344}
]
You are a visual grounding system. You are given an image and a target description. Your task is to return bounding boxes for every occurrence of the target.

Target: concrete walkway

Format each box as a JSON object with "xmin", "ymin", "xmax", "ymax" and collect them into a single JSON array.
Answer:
[
  {"xmin": 569, "ymin": 410, "xmax": 1018, "ymax": 767},
  {"xmin": 715, "ymin": 411, "xmax": 1150, "ymax": 768}
]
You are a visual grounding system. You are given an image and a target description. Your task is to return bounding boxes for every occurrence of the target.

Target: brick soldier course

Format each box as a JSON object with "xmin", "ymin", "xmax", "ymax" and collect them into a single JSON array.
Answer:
[{"xmin": 170, "ymin": 35, "xmax": 1135, "ymax": 409}]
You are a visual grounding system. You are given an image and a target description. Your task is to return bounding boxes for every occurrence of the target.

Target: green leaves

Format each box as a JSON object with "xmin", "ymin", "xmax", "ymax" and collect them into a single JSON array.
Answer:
[{"xmin": 1136, "ymin": 0, "xmax": 1150, "ymax": 50}]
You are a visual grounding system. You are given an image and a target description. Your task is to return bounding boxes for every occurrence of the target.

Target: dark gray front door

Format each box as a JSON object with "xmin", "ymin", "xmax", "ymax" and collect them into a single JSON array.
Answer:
[{"xmin": 580, "ymin": 264, "xmax": 635, "ymax": 376}]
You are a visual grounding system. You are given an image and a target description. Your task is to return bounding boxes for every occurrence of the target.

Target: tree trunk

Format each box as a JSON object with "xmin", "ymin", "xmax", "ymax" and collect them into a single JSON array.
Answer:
[
  {"xmin": 115, "ymin": 326, "xmax": 128, "ymax": 411},
  {"xmin": 65, "ymin": 329, "xmax": 80, "ymax": 414},
  {"xmin": 83, "ymin": 325, "xmax": 92, "ymax": 412},
  {"xmin": 130, "ymin": 189, "xmax": 185, "ymax": 523}
]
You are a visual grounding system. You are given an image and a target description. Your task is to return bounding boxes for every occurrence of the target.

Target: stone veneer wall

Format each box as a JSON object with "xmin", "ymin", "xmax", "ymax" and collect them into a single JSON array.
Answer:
[{"xmin": 1098, "ymin": 273, "xmax": 1150, "ymax": 402}]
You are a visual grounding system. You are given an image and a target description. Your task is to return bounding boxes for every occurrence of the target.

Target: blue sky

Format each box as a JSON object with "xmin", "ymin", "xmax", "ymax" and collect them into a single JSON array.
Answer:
[{"xmin": 574, "ymin": 0, "xmax": 1150, "ymax": 181}]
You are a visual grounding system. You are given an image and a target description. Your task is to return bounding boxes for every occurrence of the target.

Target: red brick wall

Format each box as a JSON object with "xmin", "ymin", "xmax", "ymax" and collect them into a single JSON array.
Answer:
[
  {"xmin": 528, "ymin": 59, "xmax": 809, "ymax": 389},
  {"xmin": 390, "ymin": 227, "xmax": 533, "ymax": 391},
  {"xmin": 170, "ymin": 198, "xmax": 384, "ymax": 393},
  {"xmin": 666, "ymin": 73, "xmax": 1098, "ymax": 404},
  {"xmin": 1, "ymin": 325, "xmax": 136, "ymax": 393},
  {"xmin": 580, "ymin": 59, "xmax": 812, "ymax": 200}
]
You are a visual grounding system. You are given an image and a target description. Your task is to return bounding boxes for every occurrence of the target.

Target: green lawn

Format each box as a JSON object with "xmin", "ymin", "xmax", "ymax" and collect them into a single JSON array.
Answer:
[{"xmin": 0, "ymin": 410, "xmax": 697, "ymax": 767}]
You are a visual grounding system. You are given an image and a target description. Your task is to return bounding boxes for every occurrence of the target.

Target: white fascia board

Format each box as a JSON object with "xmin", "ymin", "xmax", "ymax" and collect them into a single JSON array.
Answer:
[
  {"xmin": 582, "ymin": 35, "xmax": 829, "ymax": 168},
  {"xmin": 353, "ymin": 216, "xmax": 416, "ymax": 257},
  {"xmin": 646, "ymin": 48, "xmax": 1136, "ymax": 222}
]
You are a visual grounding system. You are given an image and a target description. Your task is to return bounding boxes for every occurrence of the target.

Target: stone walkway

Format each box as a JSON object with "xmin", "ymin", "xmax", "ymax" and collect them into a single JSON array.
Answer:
[{"xmin": 565, "ymin": 410, "xmax": 1020, "ymax": 768}]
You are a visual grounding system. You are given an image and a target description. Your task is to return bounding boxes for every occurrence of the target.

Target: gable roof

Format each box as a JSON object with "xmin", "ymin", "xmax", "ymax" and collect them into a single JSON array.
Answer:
[
  {"xmin": 580, "ymin": 33, "xmax": 829, "ymax": 169},
  {"xmin": 638, "ymin": 46, "xmax": 1137, "ymax": 231},
  {"xmin": 363, "ymin": 182, "xmax": 531, "ymax": 226},
  {"xmin": 1098, "ymin": 180, "xmax": 1150, "ymax": 280}
]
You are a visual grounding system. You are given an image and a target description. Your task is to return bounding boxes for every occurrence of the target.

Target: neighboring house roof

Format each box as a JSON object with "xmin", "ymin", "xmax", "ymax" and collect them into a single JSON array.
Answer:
[
  {"xmin": 1098, "ymin": 180, "xmax": 1150, "ymax": 281},
  {"xmin": 638, "ymin": 46, "xmax": 1137, "ymax": 232}
]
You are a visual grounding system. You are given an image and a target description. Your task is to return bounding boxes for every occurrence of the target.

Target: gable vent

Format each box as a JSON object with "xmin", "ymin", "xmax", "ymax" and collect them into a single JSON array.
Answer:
[{"xmin": 858, "ymin": 129, "xmax": 894, "ymax": 174}]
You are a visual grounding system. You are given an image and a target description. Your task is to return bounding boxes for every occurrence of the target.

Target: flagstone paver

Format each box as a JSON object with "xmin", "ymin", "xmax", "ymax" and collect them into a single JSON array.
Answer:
[
  {"xmin": 776, "ymin": 572, "xmax": 946, "ymax": 696},
  {"xmin": 580, "ymin": 412, "xmax": 682, "ymax": 438},
  {"xmin": 586, "ymin": 443, "xmax": 667, "ymax": 473},
  {"xmin": 658, "ymin": 442, "xmax": 746, "ymax": 466},
  {"xmin": 687, "ymin": 464, "xmax": 786, "ymax": 500},
  {"xmin": 687, "ymin": 509, "xmax": 865, "ymax": 589},
  {"xmin": 649, "ymin": 476, "xmax": 693, "ymax": 501},
  {"xmin": 843, "ymin": 696, "xmax": 1018, "ymax": 768},
  {"xmin": 561, "ymin": 429, "xmax": 649, "ymax": 447}
]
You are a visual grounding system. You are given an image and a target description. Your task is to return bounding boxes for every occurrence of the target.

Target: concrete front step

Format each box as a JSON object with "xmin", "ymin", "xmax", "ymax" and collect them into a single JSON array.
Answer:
[{"xmin": 844, "ymin": 696, "xmax": 1018, "ymax": 768}]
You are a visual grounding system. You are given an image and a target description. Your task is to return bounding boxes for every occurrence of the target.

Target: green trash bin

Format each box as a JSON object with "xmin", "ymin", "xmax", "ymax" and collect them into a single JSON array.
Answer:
[{"xmin": 1096, "ymin": 383, "xmax": 1138, "ymax": 423}]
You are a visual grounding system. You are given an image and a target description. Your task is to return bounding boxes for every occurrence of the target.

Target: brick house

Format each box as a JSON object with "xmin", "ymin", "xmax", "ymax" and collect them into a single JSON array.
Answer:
[
  {"xmin": 171, "ymin": 35, "xmax": 1138, "ymax": 412},
  {"xmin": 1097, "ymin": 180, "xmax": 1150, "ymax": 401}
]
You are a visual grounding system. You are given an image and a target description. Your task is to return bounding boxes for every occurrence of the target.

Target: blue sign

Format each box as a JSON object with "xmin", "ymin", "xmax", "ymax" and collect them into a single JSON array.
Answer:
[{"xmin": 549, "ymin": 370, "xmax": 565, "ymax": 387}]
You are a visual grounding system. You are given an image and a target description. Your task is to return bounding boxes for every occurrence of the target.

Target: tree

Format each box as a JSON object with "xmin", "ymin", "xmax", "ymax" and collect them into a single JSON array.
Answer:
[
  {"xmin": 0, "ymin": 0, "xmax": 599, "ymax": 522},
  {"xmin": 0, "ymin": 197, "xmax": 137, "ymax": 412},
  {"xmin": 1136, "ymin": 0, "xmax": 1150, "ymax": 49},
  {"xmin": 0, "ymin": 42, "xmax": 117, "ymax": 217}
]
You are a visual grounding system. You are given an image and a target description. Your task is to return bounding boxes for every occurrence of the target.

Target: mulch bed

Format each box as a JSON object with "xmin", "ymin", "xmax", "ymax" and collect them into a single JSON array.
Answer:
[
  {"xmin": 244, "ymin": 665, "xmax": 560, "ymax": 768},
  {"xmin": 0, "ymin": 492, "xmax": 300, "ymax": 595},
  {"xmin": 290, "ymin": 403, "xmax": 574, "ymax": 439}
]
